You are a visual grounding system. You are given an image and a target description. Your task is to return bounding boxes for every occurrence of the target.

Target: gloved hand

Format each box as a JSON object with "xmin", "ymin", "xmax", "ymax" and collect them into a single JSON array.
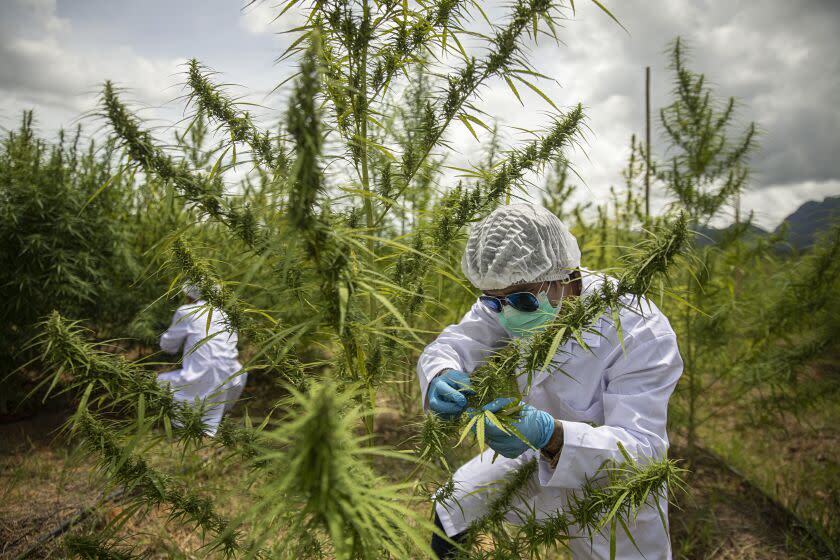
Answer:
[
  {"xmin": 476, "ymin": 398, "xmax": 555, "ymax": 458},
  {"xmin": 428, "ymin": 369, "xmax": 474, "ymax": 419}
]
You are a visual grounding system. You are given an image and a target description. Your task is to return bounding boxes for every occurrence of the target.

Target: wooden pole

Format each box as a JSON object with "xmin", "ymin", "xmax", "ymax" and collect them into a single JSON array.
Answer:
[{"xmin": 644, "ymin": 66, "xmax": 651, "ymax": 220}]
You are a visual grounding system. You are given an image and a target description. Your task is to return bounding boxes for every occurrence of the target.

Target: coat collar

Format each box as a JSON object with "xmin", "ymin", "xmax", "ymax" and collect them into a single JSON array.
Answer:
[{"xmin": 579, "ymin": 267, "xmax": 604, "ymax": 296}]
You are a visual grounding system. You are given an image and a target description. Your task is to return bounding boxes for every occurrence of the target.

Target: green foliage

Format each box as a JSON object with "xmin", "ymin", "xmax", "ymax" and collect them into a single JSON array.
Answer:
[
  {"xmin": 76, "ymin": 410, "xmax": 245, "ymax": 557},
  {"xmin": 648, "ymin": 38, "xmax": 759, "ymax": 457},
  {"xmin": 0, "ymin": 112, "xmax": 134, "ymax": 412},
  {"xmin": 100, "ymin": 82, "xmax": 263, "ymax": 249},
  {"xmin": 34, "ymin": 312, "xmax": 225, "ymax": 449},
  {"xmin": 0, "ymin": 113, "xmax": 112, "ymax": 332},
  {"xmin": 64, "ymin": 534, "xmax": 143, "ymax": 560},
  {"xmin": 250, "ymin": 380, "xmax": 434, "ymax": 559},
  {"xmin": 186, "ymin": 59, "xmax": 287, "ymax": 172},
  {"xmin": 452, "ymin": 447, "xmax": 685, "ymax": 559},
  {"xmin": 22, "ymin": 3, "xmax": 707, "ymax": 558},
  {"xmin": 736, "ymin": 224, "xmax": 840, "ymax": 424},
  {"xmin": 659, "ymin": 37, "xmax": 756, "ymax": 226}
]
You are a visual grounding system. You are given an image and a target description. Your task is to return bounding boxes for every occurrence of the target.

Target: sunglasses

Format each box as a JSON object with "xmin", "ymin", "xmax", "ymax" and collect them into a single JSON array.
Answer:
[{"xmin": 479, "ymin": 291, "xmax": 541, "ymax": 313}]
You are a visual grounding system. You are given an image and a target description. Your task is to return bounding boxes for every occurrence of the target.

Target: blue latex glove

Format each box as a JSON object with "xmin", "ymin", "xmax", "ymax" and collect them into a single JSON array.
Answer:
[
  {"xmin": 428, "ymin": 369, "xmax": 474, "ymax": 419},
  {"xmin": 477, "ymin": 398, "xmax": 555, "ymax": 458}
]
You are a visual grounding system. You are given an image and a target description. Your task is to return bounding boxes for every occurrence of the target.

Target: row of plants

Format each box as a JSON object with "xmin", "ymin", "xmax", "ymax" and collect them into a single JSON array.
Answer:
[{"xmin": 3, "ymin": 1, "xmax": 837, "ymax": 557}]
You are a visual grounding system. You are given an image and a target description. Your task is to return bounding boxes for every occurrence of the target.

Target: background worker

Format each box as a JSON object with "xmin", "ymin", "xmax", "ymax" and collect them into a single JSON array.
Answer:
[
  {"xmin": 158, "ymin": 283, "xmax": 246, "ymax": 436},
  {"xmin": 418, "ymin": 204, "xmax": 683, "ymax": 559}
]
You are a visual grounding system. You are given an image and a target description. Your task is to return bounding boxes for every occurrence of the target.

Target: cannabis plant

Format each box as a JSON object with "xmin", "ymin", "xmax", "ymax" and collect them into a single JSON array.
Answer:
[
  {"xmin": 650, "ymin": 38, "xmax": 758, "ymax": 457},
  {"xmin": 30, "ymin": 2, "xmax": 693, "ymax": 558},
  {"xmin": 0, "ymin": 113, "xmax": 134, "ymax": 414}
]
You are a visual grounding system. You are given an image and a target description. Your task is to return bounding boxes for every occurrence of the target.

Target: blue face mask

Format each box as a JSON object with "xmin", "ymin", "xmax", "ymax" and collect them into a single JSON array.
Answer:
[{"xmin": 497, "ymin": 291, "xmax": 560, "ymax": 338}]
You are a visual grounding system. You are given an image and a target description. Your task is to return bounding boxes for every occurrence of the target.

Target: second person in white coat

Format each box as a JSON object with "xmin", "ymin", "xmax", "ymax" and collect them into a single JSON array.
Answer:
[{"xmin": 158, "ymin": 284, "xmax": 247, "ymax": 436}]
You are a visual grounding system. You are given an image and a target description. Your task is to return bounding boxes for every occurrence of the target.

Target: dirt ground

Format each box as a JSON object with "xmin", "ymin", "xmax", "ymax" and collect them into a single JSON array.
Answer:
[{"xmin": 1, "ymin": 397, "xmax": 834, "ymax": 560}]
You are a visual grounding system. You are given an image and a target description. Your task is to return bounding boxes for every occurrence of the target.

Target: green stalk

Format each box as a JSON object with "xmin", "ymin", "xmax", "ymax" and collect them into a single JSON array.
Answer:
[
  {"xmin": 684, "ymin": 271, "xmax": 696, "ymax": 459},
  {"xmin": 356, "ymin": 0, "xmax": 378, "ymax": 439},
  {"xmin": 360, "ymin": 0, "xmax": 376, "ymax": 319}
]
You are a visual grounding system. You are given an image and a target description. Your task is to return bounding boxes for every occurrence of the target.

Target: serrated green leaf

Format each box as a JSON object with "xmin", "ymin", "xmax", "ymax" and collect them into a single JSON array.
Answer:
[
  {"xmin": 356, "ymin": 280, "xmax": 423, "ymax": 344},
  {"xmin": 514, "ymin": 76, "xmax": 560, "ymax": 111},
  {"xmin": 457, "ymin": 415, "xmax": 481, "ymax": 446},
  {"xmin": 483, "ymin": 410, "xmax": 511, "ymax": 434},
  {"xmin": 205, "ymin": 306, "xmax": 214, "ymax": 336},
  {"xmin": 589, "ymin": 0, "xmax": 628, "ymax": 33},
  {"xmin": 542, "ymin": 325, "xmax": 567, "ymax": 371},
  {"xmin": 573, "ymin": 329, "xmax": 590, "ymax": 351},
  {"xmin": 459, "ymin": 114, "xmax": 480, "ymax": 142},
  {"xmin": 163, "ymin": 415, "xmax": 173, "ymax": 439},
  {"xmin": 81, "ymin": 166, "xmax": 125, "ymax": 213},
  {"xmin": 505, "ymin": 75, "xmax": 523, "ymax": 106},
  {"xmin": 465, "ymin": 114, "xmax": 494, "ymax": 133},
  {"xmin": 612, "ymin": 306, "xmax": 625, "ymax": 353},
  {"xmin": 207, "ymin": 146, "xmax": 232, "ymax": 181},
  {"xmin": 619, "ymin": 515, "xmax": 643, "ymax": 556}
]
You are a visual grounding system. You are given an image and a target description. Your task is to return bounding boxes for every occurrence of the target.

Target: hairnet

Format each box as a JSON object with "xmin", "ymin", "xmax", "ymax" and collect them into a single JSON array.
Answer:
[
  {"xmin": 461, "ymin": 204, "xmax": 581, "ymax": 290},
  {"xmin": 181, "ymin": 282, "xmax": 202, "ymax": 300}
]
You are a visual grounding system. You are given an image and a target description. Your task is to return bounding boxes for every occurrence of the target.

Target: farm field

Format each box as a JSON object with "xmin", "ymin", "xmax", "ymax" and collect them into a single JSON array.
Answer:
[{"xmin": 1, "ymin": 1, "xmax": 838, "ymax": 559}]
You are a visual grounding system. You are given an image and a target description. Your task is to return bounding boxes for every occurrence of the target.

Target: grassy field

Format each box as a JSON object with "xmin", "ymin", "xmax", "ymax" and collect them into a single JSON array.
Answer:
[{"xmin": 697, "ymin": 355, "xmax": 840, "ymax": 554}]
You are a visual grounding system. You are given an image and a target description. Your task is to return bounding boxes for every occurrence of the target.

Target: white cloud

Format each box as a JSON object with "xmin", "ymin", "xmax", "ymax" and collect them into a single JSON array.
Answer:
[
  {"xmin": 0, "ymin": 0, "xmax": 69, "ymax": 36},
  {"xmin": 0, "ymin": 0, "xmax": 186, "ymax": 132},
  {"xmin": 441, "ymin": 0, "xmax": 840, "ymax": 229},
  {"xmin": 240, "ymin": 1, "xmax": 306, "ymax": 35},
  {"xmin": 1, "ymin": 0, "xmax": 837, "ymax": 230},
  {"xmin": 741, "ymin": 180, "xmax": 840, "ymax": 231}
]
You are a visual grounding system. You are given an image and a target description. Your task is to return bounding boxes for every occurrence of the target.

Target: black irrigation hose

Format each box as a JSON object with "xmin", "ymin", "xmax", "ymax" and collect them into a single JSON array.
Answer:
[
  {"xmin": 12, "ymin": 448, "xmax": 223, "ymax": 560},
  {"xmin": 12, "ymin": 488, "xmax": 127, "ymax": 560},
  {"xmin": 694, "ymin": 443, "xmax": 838, "ymax": 558}
]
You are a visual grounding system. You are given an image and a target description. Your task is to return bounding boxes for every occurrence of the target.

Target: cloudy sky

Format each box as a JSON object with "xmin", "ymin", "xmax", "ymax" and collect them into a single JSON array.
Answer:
[{"xmin": 1, "ymin": 0, "xmax": 838, "ymax": 229}]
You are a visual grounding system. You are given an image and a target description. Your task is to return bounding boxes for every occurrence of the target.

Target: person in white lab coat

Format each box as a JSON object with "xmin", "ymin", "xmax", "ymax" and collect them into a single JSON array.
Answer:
[
  {"xmin": 158, "ymin": 283, "xmax": 246, "ymax": 436},
  {"xmin": 418, "ymin": 204, "xmax": 683, "ymax": 559}
]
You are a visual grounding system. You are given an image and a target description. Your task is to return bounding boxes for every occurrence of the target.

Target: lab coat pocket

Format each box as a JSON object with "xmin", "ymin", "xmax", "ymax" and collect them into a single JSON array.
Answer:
[
  {"xmin": 520, "ymin": 352, "xmax": 571, "ymax": 394},
  {"xmin": 519, "ymin": 318, "xmax": 605, "ymax": 395},
  {"xmin": 556, "ymin": 395, "xmax": 603, "ymax": 424},
  {"xmin": 569, "ymin": 318, "xmax": 604, "ymax": 352}
]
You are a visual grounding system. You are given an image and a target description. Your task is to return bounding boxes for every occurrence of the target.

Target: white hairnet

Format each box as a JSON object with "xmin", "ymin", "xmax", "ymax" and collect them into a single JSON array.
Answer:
[
  {"xmin": 461, "ymin": 204, "xmax": 581, "ymax": 290},
  {"xmin": 181, "ymin": 282, "xmax": 202, "ymax": 300}
]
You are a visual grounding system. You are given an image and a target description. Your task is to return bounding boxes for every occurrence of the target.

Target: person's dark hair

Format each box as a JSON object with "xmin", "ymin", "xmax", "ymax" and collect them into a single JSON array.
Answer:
[{"xmin": 565, "ymin": 270, "xmax": 582, "ymax": 295}]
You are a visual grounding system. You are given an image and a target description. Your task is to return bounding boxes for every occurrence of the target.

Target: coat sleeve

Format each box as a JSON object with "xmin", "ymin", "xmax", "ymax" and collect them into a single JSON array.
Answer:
[
  {"xmin": 160, "ymin": 307, "xmax": 192, "ymax": 354},
  {"xmin": 416, "ymin": 301, "xmax": 508, "ymax": 406},
  {"xmin": 537, "ymin": 331, "xmax": 683, "ymax": 489}
]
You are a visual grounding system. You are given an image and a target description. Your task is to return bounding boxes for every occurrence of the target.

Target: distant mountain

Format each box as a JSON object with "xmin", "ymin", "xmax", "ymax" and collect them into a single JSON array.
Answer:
[
  {"xmin": 773, "ymin": 195, "xmax": 840, "ymax": 250},
  {"xmin": 694, "ymin": 195, "xmax": 840, "ymax": 251},
  {"xmin": 694, "ymin": 222, "xmax": 769, "ymax": 248}
]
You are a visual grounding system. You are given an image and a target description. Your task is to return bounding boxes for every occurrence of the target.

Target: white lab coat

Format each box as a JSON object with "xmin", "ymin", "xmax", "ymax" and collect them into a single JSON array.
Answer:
[
  {"xmin": 158, "ymin": 300, "xmax": 246, "ymax": 436},
  {"xmin": 417, "ymin": 270, "xmax": 683, "ymax": 559}
]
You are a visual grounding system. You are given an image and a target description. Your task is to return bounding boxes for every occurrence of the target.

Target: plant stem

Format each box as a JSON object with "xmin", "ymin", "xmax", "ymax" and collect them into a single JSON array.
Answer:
[
  {"xmin": 685, "ymin": 264, "xmax": 697, "ymax": 461},
  {"xmin": 644, "ymin": 65, "xmax": 651, "ymax": 222}
]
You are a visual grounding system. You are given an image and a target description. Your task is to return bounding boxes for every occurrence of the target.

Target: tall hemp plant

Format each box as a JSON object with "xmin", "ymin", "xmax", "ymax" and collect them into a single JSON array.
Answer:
[
  {"xmin": 652, "ymin": 38, "xmax": 757, "ymax": 458},
  {"xmin": 0, "ymin": 112, "xmax": 134, "ymax": 414},
  {"xmin": 34, "ymin": 2, "xmax": 692, "ymax": 558}
]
